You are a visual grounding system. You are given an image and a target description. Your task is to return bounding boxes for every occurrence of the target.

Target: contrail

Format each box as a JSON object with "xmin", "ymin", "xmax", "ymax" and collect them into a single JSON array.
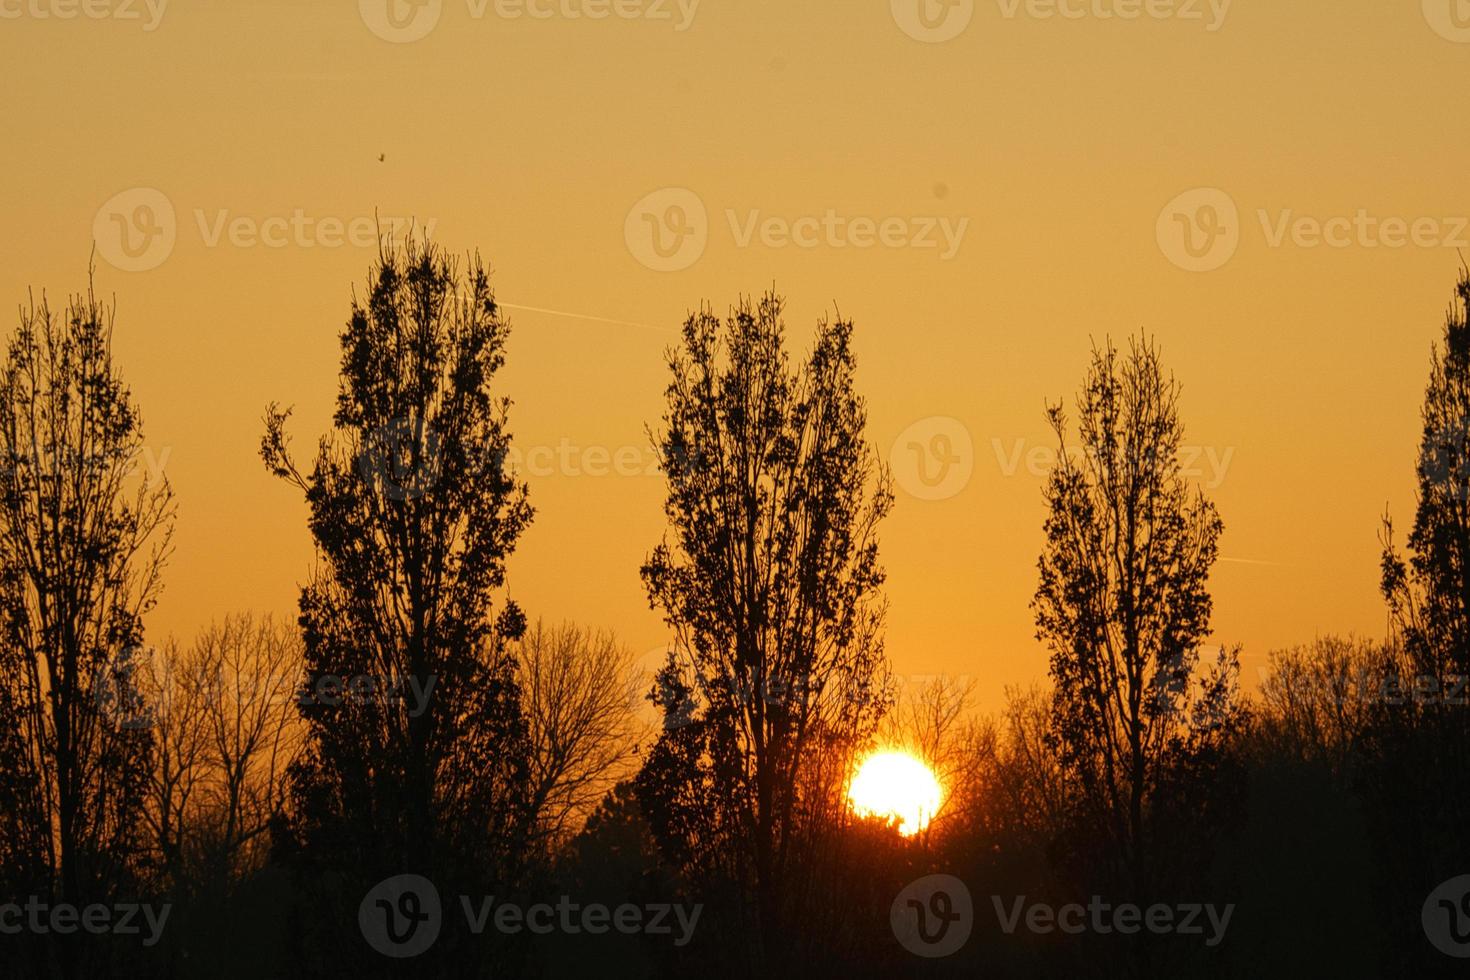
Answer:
[
  {"xmin": 501, "ymin": 302, "xmax": 670, "ymax": 334},
  {"xmin": 1218, "ymin": 557, "xmax": 1282, "ymax": 567}
]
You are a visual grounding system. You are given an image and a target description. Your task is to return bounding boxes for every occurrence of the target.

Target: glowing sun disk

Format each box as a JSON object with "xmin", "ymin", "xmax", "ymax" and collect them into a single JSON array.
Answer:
[{"xmin": 847, "ymin": 750, "xmax": 942, "ymax": 837}]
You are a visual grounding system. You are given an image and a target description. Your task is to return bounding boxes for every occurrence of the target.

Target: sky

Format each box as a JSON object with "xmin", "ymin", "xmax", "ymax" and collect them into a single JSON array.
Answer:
[{"xmin": 2, "ymin": 0, "xmax": 1467, "ymax": 713}]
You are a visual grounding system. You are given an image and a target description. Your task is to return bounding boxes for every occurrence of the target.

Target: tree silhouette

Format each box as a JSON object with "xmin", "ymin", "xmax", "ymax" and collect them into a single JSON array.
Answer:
[
  {"xmin": 1382, "ymin": 268, "xmax": 1470, "ymax": 688},
  {"xmin": 1374, "ymin": 269, "xmax": 1470, "ymax": 972},
  {"xmin": 1032, "ymin": 337, "xmax": 1242, "ymax": 905},
  {"xmin": 877, "ymin": 675, "xmax": 988, "ymax": 840},
  {"xmin": 635, "ymin": 292, "xmax": 893, "ymax": 971},
  {"xmin": 146, "ymin": 614, "xmax": 303, "ymax": 898},
  {"xmin": 261, "ymin": 238, "xmax": 535, "ymax": 977},
  {"xmin": 516, "ymin": 619, "xmax": 641, "ymax": 849},
  {"xmin": 0, "ymin": 281, "xmax": 175, "ymax": 979},
  {"xmin": 1255, "ymin": 635, "xmax": 1391, "ymax": 777}
]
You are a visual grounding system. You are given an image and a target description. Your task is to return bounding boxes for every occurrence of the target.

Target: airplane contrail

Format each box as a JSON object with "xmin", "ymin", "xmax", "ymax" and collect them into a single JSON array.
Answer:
[
  {"xmin": 1218, "ymin": 557, "xmax": 1283, "ymax": 567},
  {"xmin": 501, "ymin": 302, "xmax": 671, "ymax": 334}
]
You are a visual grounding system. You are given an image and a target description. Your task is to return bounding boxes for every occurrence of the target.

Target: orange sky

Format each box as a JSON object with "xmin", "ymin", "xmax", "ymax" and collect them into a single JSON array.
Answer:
[{"xmin": 2, "ymin": 0, "xmax": 1466, "ymax": 712}]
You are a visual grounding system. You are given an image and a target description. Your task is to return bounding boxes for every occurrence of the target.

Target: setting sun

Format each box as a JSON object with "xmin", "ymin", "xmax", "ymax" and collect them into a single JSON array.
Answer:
[{"xmin": 848, "ymin": 750, "xmax": 943, "ymax": 837}]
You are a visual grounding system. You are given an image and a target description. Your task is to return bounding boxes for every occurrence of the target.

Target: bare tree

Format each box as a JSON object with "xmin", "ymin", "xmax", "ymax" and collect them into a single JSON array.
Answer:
[
  {"xmin": 989, "ymin": 685, "xmax": 1067, "ymax": 843},
  {"xmin": 1255, "ymin": 635, "xmax": 1393, "ymax": 777},
  {"xmin": 878, "ymin": 675, "xmax": 989, "ymax": 837},
  {"xmin": 0, "ymin": 281, "xmax": 175, "ymax": 978},
  {"xmin": 516, "ymin": 619, "xmax": 641, "ymax": 846},
  {"xmin": 145, "ymin": 615, "xmax": 303, "ymax": 894},
  {"xmin": 194, "ymin": 614, "xmax": 303, "ymax": 883},
  {"xmin": 144, "ymin": 637, "xmax": 211, "ymax": 892}
]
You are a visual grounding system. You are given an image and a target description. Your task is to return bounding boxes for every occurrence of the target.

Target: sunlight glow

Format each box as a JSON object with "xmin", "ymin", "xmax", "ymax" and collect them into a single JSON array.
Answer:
[{"xmin": 847, "ymin": 750, "xmax": 943, "ymax": 837}]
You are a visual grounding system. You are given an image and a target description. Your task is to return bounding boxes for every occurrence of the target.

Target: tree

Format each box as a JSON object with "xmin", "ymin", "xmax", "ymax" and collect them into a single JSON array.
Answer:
[
  {"xmin": 515, "ymin": 619, "xmax": 641, "ymax": 847},
  {"xmin": 1374, "ymin": 269, "xmax": 1470, "ymax": 971},
  {"xmin": 146, "ymin": 614, "xmax": 303, "ymax": 896},
  {"xmin": 1255, "ymin": 635, "xmax": 1392, "ymax": 778},
  {"xmin": 877, "ymin": 675, "xmax": 989, "ymax": 840},
  {"xmin": 983, "ymin": 685, "xmax": 1067, "ymax": 846},
  {"xmin": 193, "ymin": 613, "xmax": 303, "ymax": 885},
  {"xmin": 0, "ymin": 281, "xmax": 175, "ymax": 979},
  {"xmin": 1032, "ymin": 336, "xmax": 1242, "ymax": 902},
  {"xmin": 261, "ymin": 237, "xmax": 535, "ymax": 976},
  {"xmin": 1382, "ymin": 268, "xmax": 1470, "ymax": 688},
  {"xmin": 145, "ymin": 636, "xmax": 210, "ymax": 894},
  {"xmin": 635, "ymin": 292, "xmax": 893, "ymax": 969}
]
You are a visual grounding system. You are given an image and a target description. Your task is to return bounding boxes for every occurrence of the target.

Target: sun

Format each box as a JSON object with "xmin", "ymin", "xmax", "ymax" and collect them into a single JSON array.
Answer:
[{"xmin": 847, "ymin": 750, "xmax": 943, "ymax": 837}]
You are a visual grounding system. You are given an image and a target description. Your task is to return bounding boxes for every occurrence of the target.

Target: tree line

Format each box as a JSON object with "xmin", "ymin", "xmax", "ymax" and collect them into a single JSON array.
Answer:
[{"xmin": 0, "ymin": 241, "xmax": 1466, "ymax": 978}]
